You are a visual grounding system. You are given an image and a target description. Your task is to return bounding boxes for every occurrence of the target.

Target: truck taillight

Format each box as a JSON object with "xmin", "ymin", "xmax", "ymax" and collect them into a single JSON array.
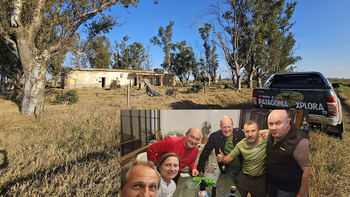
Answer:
[
  {"xmin": 252, "ymin": 92, "xmax": 257, "ymax": 106},
  {"xmin": 326, "ymin": 95, "xmax": 338, "ymax": 114}
]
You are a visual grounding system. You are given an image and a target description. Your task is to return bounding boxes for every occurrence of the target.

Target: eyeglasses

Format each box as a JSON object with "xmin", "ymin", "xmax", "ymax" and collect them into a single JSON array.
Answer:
[{"xmin": 188, "ymin": 134, "xmax": 201, "ymax": 142}]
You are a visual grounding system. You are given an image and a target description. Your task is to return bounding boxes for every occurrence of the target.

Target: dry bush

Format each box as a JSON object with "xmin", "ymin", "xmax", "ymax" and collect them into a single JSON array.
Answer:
[{"xmin": 0, "ymin": 81, "xmax": 349, "ymax": 196}]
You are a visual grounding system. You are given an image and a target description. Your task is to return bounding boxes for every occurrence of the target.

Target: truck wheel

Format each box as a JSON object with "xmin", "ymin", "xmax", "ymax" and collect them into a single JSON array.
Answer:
[{"xmin": 328, "ymin": 121, "xmax": 344, "ymax": 140}]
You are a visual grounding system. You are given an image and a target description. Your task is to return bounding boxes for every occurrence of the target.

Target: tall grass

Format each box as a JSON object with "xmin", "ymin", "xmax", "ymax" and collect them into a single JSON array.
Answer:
[
  {"xmin": 0, "ymin": 89, "xmax": 121, "ymax": 196},
  {"xmin": 308, "ymin": 79, "xmax": 350, "ymax": 196}
]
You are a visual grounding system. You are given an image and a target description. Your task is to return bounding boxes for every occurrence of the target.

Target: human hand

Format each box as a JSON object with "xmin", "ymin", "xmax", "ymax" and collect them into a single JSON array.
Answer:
[
  {"xmin": 216, "ymin": 149, "xmax": 224, "ymax": 163},
  {"xmin": 192, "ymin": 169, "xmax": 199, "ymax": 177},
  {"xmin": 262, "ymin": 133, "xmax": 268, "ymax": 140}
]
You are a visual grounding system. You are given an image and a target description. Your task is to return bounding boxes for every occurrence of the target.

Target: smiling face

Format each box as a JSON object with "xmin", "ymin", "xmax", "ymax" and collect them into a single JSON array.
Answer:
[
  {"xmin": 184, "ymin": 128, "xmax": 201, "ymax": 149},
  {"xmin": 220, "ymin": 116, "xmax": 233, "ymax": 140},
  {"xmin": 268, "ymin": 110, "xmax": 291, "ymax": 140},
  {"xmin": 120, "ymin": 165, "xmax": 159, "ymax": 197},
  {"xmin": 158, "ymin": 156, "xmax": 180, "ymax": 182}
]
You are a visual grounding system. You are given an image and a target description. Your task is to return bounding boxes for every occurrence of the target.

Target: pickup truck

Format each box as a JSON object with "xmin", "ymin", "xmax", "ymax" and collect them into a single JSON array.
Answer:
[{"xmin": 252, "ymin": 71, "xmax": 344, "ymax": 139}]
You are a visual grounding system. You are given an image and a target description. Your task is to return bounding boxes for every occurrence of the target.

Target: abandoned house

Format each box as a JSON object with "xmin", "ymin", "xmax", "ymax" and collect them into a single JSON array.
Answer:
[{"xmin": 61, "ymin": 68, "xmax": 176, "ymax": 89}]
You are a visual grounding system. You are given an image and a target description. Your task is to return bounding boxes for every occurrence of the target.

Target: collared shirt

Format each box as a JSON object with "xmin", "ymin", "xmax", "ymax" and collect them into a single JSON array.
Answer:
[{"xmin": 224, "ymin": 135, "xmax": 241, "ymax": 168}]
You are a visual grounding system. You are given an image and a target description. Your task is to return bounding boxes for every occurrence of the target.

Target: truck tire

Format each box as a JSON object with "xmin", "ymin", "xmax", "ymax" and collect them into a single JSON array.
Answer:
[{"xmin": 328, "ymin": 121, "xmax": 344, "ymax": 139}]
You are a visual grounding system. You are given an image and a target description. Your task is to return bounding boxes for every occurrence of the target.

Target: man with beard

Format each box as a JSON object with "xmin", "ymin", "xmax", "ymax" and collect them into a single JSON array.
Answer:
[
  {"xmin": 147, "ymin": 127, "xmax": 201, "ymax": 183},
  {"xmin": 218, "ymin": 120, "xmax": 267, "ymax": 197}
]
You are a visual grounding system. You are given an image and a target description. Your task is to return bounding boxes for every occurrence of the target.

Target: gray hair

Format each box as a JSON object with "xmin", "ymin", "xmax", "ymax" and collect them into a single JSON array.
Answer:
[{"xmin": 120, "ymin": 159, "xmax": 161, "ymax": 190}]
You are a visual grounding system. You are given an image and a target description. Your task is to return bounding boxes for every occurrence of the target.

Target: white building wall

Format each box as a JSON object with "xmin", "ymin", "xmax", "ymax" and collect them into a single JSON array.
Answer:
[
  {"xmin": 66, "ymin": 70, "xmax": 132, "ymax": 89},
  {"xmin": 160, "ymin": 110, "xmax": 241, "ymax": 138}
]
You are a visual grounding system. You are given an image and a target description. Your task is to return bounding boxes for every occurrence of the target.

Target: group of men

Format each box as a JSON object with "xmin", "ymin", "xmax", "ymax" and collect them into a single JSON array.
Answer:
[{"xmin": 120, "ymin": 109, "xmax": 309, "ymax": 197}]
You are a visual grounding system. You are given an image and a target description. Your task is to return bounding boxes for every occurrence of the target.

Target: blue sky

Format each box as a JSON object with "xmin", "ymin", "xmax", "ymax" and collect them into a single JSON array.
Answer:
[{"xmin": 106, "ymin": 0, "xmax": 350, "ymax": 79}]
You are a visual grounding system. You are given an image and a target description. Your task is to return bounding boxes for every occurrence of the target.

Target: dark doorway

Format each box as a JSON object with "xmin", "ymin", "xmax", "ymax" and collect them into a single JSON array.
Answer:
[{"xmin": 101, "ymin": 77, "xmax": 105, "ymax": 88}]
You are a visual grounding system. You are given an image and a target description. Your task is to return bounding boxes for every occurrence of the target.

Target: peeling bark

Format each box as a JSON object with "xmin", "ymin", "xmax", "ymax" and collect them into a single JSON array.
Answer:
[
  {"xmin": 21, "ymin": 61, "xmax": 46, "ymax": 115},
  {"xmin": 11, "ymin": 0, "xmax": 22, "ymax": 28}
]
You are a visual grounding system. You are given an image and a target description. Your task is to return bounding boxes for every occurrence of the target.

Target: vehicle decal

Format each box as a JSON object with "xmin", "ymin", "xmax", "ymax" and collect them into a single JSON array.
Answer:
[
  {"xmin": 295, "ymin": 102, "xmax": 325, "ymax": 111},
  {"xmin": 257, "ymin": 91, "xmax": 325, "ymax": 110},
  {"xmin": 258, "ymin": 99, "xmax": 288, "ymax": 107}
]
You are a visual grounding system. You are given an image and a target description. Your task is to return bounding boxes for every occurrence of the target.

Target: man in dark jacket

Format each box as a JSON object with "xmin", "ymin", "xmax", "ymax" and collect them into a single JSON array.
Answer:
[
  {"xmin": 266, "ymin": 110, "xmax": 309, "ymax": 197},
  {"xmin": 197, "ymin": 116, "xmax": 245, "ymax": 183}
]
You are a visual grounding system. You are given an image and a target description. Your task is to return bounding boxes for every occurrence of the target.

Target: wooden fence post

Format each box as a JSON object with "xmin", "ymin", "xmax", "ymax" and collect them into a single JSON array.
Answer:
[{"xmin": 127, "ymin": 84, "xmax": 130, "ymax": 106}]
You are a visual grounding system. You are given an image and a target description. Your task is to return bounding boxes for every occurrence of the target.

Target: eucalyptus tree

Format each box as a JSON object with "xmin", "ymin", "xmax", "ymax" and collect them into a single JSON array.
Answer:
[
  {"xmin": 47, "ymin": 54, "xmax": 65, "ymax": 87},
  {"xmin": 253, "ymin": 0, "xmax": 301, "ymax": 87},
  {"xmin": 0, "ymin": 0, "xmax": 156, "ymax": 115},
  {"xmin": 86, "ymin": 36, "xmax": 113, "ymax": 69},
  {"xmin": 128, "ymin": 42, "xmax": 146, "ymax": 70},
  {"xmin": 170, "ymin": 41, "xmax": 196, "ymax": 84},
  {"xmin": 150, "ymin": 21, "xmax": 174, "ymax": 73},
  {"xmin": 114, "ymin": 36, "xmax": 146, "ymax": 70},
  {"xmin": 195, "ymin": 0, "xmax": 256, "ymax": 89},
  {"xmin": 114, "ymin": 36, "xmax": 130, "ymax": 69},
  {"xmin": 68, "ymin": 34, "xmax": 87, "ymax": 68},
  {"xmin": 199, "ymin": 23, "xmax": 219, "ymax": 84}
]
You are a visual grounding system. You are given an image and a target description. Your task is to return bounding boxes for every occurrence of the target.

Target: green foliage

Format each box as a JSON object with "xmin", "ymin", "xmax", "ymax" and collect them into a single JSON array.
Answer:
[
  {"xmin": 110, "ymin": 79, "xmax": 121, "ymax": 89},
  {"xmin": 110, "ymin": 83, "xmax": 121, "ymax": 89},
  {"xmin": 53, "ymin": 90, "xmax": 79, "ymax": 105},
  {"xmin": 185, "ymin": 84, "xmax": 203, "ymax": 94},
  {"xmin": 170, "ymin": 40, "xmax": 197, "ymax": 84},
  {"xmin": 165, "ymin": 88, "xmax": 177, "ymax": 95},
  {"xmin": 150, "ymin": 21, "xmax": 175, "ymax": 73},
  {"xmin": 86, "ymin": 36, "xmax": 112, "ymax": 68},
  {"xmin": 114, "ymin": 36, "xmax": 146, "ymax": 70}
]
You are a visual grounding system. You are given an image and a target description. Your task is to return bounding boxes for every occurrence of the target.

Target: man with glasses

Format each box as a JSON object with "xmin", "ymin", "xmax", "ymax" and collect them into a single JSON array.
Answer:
[
  {"xmin": 197, "ymin": 116, "xmax": 245, "ymax": 183},
  {"xmin": 147, "ymin": 127, "xmax": 201, "ymax": 183}
]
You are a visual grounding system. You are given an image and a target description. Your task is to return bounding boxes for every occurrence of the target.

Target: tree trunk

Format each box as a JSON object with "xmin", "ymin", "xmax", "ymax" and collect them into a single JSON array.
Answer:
[
  {"xmin": 257, "ymin": 76, "xmax": 263, "ymax": 87},
  {"xmin": 236, "ymin": 74, "xmax": 242, "ymax": 90},
  {"xmin": 21, "ymin": 61, "xmax": 47, "ymax": 115},
  {"xmin": 0, "ymin": 75, "xmax": 4, "ymax": 93},
  {"xmin": 235, "ymin": 67, "xmax": 242, "ymax": 90},
  {"xmin": 248, "ymin": 72, "xmax": 253, "ymax": 88}
]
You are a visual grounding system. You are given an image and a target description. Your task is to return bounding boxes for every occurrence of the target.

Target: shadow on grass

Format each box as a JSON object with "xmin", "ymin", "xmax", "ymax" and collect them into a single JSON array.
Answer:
[
  {"xmin": 0, "ymin": 150, "xmax": 9, "ymax": 169},
  {"xmin": 1, "ymin": 92, "xmax": 22, "ymax": 111},
  {"xmin": 170, "ymin": 100, "xmax": 223, "ymax": 109},
  {"xmin": 336, "ymin": 91, "xmax": 350, "ymax": 125},
  {"xmin": 0, "ymin": 150, "xmax": 119, "ymax": 195},
  {"xmin": 170, "ymin": 100, "xmax": 252, "ymax": 109}
]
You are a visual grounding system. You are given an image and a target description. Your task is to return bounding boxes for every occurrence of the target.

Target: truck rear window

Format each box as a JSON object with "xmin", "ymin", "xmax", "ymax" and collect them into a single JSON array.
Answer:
[{"xmin": 269, "ymin": 74, "xmax": 330, "ymax": 89}]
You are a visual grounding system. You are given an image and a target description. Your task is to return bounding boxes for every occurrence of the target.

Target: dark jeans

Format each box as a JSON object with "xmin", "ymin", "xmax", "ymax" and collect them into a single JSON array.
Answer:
[{"xmin": 225, "ymin": 165, "xmax": 240, "ymax": 184}]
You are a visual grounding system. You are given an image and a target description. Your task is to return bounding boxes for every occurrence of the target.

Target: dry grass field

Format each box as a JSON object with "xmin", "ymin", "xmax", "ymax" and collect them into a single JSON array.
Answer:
[{"xmin": 0, "ymin": 81, "xmax": 349, "ymax": 196}]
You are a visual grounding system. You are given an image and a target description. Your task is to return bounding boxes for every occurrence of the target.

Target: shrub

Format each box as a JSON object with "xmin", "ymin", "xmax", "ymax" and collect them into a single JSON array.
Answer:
[
  {"xmin": 186, "ymin": 84, "xmax": 203, "ymax": 94},
  {"xmin": 166, "ymin": 88, "xmax": 178, "ymax": 95},
  {"xmin": 53, "ymin": 90, "xmax": 79, "ymax": 105}
]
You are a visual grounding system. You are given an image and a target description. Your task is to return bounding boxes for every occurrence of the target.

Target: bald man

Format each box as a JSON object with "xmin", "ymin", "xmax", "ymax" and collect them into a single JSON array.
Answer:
[
  {"xmin": 147, "ymin": 127, "xmax": 201, "ymax": 183},
  {"xmin": 266, "ymin": 110, "xmax": 309, "ymax": 197},
  {"xmin": 197, "ymin": 116, "xmax": 245, "ymax": 183}
]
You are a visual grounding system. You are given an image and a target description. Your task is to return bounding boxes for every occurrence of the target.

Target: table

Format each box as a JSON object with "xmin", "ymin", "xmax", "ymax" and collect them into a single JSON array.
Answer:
[{"xmin": 173, "ymin": 149, "xmax": 241, "ymax": 197}]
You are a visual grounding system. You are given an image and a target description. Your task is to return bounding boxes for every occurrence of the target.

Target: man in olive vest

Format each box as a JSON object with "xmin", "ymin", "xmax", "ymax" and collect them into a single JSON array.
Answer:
[{"xmin": 266, "ymin": 110, "xmax": 309, "ymax": 197}]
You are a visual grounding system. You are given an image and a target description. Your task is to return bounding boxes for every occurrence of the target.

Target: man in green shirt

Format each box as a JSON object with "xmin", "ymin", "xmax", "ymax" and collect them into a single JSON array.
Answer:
[{"xmin": 217, "ymin": 120, "xmax": 267, "ymax": 197}]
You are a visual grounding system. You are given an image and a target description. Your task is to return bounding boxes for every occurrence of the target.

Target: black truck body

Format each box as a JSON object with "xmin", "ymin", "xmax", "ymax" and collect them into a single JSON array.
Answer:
[{"xmin": 252, "ymin": 72, "xmax": 343, "ymax": 138}]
